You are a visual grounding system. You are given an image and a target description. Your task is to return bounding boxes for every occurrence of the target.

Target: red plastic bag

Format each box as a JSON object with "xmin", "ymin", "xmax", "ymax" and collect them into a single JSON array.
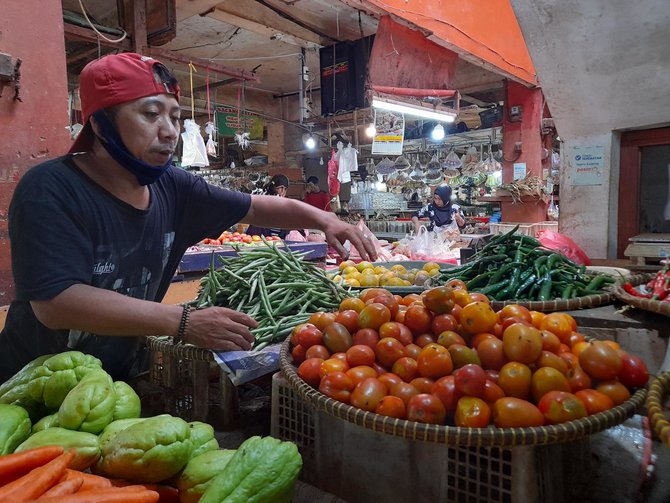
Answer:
[
  {"xmin": 537, "ymin": 230, "xmax": 591, "ymax": 266},
  {"xmin": 328, "ymin": 149, "xmax": 340, "ymax": 196}
]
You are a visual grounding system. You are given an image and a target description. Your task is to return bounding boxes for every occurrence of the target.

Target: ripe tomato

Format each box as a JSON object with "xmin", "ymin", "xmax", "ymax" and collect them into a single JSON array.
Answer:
[
  {"xmin": 596, "ymin": 380, "xmax": 631, "ymax": 405},
  {"xmin": 453, "ymin": 364, "xmax": 487, "ymax": 398},
  {"xmin": 530, "ymin": 311, "xmax": 545, "ymax": 329},
  {"xmin": 559, "ymin": 351, "xmax": 580, "ymax": 371},
  {"xmin": 502, "ymin": 323, "xmax": 543, "ymax": 364},
  {"xmin": 415, "ymin": 333, "xmax": 437, "ymax": 348},
  {"xmin": 392, "ymin": 357, "xmax": 419, "ymax": 382},
  {"xmin": 617, "ymin": 352, "xmax": 649, "ymax": 389},
  {"xmin": 482, "ymin": 379, "xmax": 505, "ymax": 405},
  {"xmin": 308, "ymin": 312, "xmax": 337, "ymax": 331},
  {"xmin": 579, "ymin": 341, "xmax": 622, "ymax": 380},
  {"xmin": 358, "ymin": 303, "xmax": 392, "ymax": 330},
  {"xmin": 492, "ymin": 397, "xmax": 545, "ymax": 428},
  {"xmin": 530, "ymin": 367, "xmax": 571, "ymax": 402},
  {"xmin": 603, "ymin": 340, "xmax": 621, "ymax": 351},
  {"xmin": 450, "ymin": 304, "xmax": 462, "ymax": 323},
  {"xmin": 478, "ymin": 337, "xmax": 507, "ymax": 371},
  {"xmin": 460, "ymin": 302, "xmax": 497, "ymax": 335},
  {"xmin": 320, "ymin": 357, "xmax": 349, "ymax": 378},
  {"xmin": 319, "ymin": 371, "xmax": 354, "ymax": 403},
  {"xmin": 378, "ymin": 322, "xmax": 413, "ymax": 345},
  {"xmin": 537, "ymin": 391, "xmax": 588, "ymax": 424},
  {"xmin": 334, "ymin": 310, "xmax": 360, "ymax": 334},
  {"xmin": 575, "ymin": 389, "xmax": 615, "ymax": 414},
  {"xmin": 375, "ymin": 395, "xmax": 407, "ymax": 419},
  {"xmin": 322, "ymin": 322, "xmax": 353, "ymax": 354},
  {"xmin": 499, "ymin": 304, "xmax": 533, "ymax": 324},
  {"xmin": 404, "ymin": 306, "xmax": 433, "ymax": 335},
  {"xmin": 401, "ymin": 293, "xmax": 422, "ymax": 306},
  {"xmin": 378, "ymin": 372, "xmax": 403, "ymax": 389},
  {"xmin": 455, "ymin": 397, "xmax": 491, "ymax": 428},
  {"xmin": 305, "ymin": 344, "xmax": 330, "ymax": 360},
  {"xmin": 498, "ymin": 362, "xmax": 532, "ymax": 400},
  {"xmin": 339, "ymin": 297, "xmax": 366, "ymax": 313},
  {"xmin": 452, "ymin": 289, "xmax": 473, "ymax": 307},
  {"xmin": 501, "ymin": 316, "xmax": 533, "ymax": 331},
  {"xmin": 391, "ymin": 381, "xmax": 420, "ymax": 406},
  {"xmin": 431, "ymin": 375, "xmax": 461, "ymax": 415},
  {"xmin": 417, "ymin": 344, "xmax": 454, "ymax": 379},
  {"xmin": 367, "ymin": 295, "xmax": 399, "ymax": 318},
  {"xmin": 471, "ymin": 332, "xmax": 497, "ymax": 349},
  {"xmin": 346, "ymin": 365, "xmax": 378, "ymax": 386},
  {"xmin": 345, "ymin": 345, "xmax": 376, "ymax": 367},
  {"xmin": 297, "ymin": 357, "xmax": 324, "ymax": 387},
  {"xmin": 539, "ymin": 313, "xmax": 574, "ymax": 343},
  {"xmin": 571, "ymin": 341, "xmax": 590, "ymax": 357},
  {"xmin": 352, "ymin": 328, "xmax": 380, "ymax": 349},
  {"xmin": 407, "ymin": 394, "xmax": 447, "ymax": 425},
  {"xmin": 566, "ymin": 366, "xmax": 593, "ymax": 393},
  {"xmin": 485, "ymin": 370, "xmax": 500, "ymax": 383},
  {"xmin": 372, "ymin": 362, "xmax": 386, "ymax": 376},
  {"xmin": 540, "ymin": 330, "xmax": 562, "ymax": 354},
  {"xmin": 468, "ymin": 292, "xmax": 490, "ymax": 304},
  {"xmin": 568, "ymin": 331, "xmax": 586, "ymax": 348},
  {"xmin": 535, "ymin": 350, "xmax": 569, "ymax": 375},
  {"xmin": 291, "ymin": 344, "xmax": 307, "ymax": 365},
  {"xmin": 432, "ymin": 314, "xmax": 458, "ymax": 335},
  {"xmin": 446, "ymin": 278, "xmax": 467, "ymax": 290},
  {"xmin": 448, "ymin": 344, "xmax": 482, "ymax": 369},
  {"xmin": 293, "ymin": 323, "xmax": 323, "ymax": 348},
  {"xmin": 421, "ymin": 287, "xmax": 456, "ymax": 314},
  {"xmin": 410, "ymin": 377, "xmax": 436, "ymax": 394},
  {"xmin": 359, "ymin": 288, "xmax": 393, "ymax": 303},
  {"xmin": 331, "ymin": 352, "xmax": 348, "ymax": 363},
  {"xmin": 350, "ymin": 377, "xmax": 388, "ymax": 411},
  {"xmin": 404, "ymin": 343, "xmax": 422, "ymax": 360},
  {"xmin": 436, "ymin": 330, "xmax": 467, "ymax": 349},
  {"xmin": 375, "ymin": 337, "xmax": 407, "ymax": 369}
]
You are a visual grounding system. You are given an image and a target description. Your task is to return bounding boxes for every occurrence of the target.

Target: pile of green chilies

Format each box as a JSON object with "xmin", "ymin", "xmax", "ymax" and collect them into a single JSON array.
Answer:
[
  {"xmin": 190, "ymin": 242, "xmax": 348, "ymax": 350},
  {"xmin": 437, "ymin": 226, "xmax": 615, "ymax": 302}
]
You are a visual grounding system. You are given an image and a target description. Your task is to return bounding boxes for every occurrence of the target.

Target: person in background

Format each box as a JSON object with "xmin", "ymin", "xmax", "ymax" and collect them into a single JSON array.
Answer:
[
  {"xmin": 302, "ymin": 175, "xmax": 331, "ymax": 212},
  {"xmin": 412, "ymin": 184, "xmax": 465, "ymax": 234},
  {"xmin": 246, "ymin": 174, "xmax": 291, "ymax": 238},
  {"xmin": 0, "ymin": 53, "xmax": 376, "ymax": 382}
]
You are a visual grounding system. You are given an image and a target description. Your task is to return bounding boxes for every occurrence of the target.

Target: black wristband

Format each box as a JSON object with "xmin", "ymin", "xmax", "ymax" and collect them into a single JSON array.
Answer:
[{"xmin": 174, "ymin": 305, "xmax": 191, "ymax": 345}]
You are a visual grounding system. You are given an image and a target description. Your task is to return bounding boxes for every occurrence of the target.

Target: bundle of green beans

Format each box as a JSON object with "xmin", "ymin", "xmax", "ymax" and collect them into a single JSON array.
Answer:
[
  {"xmin": 437, "ymin": 225, "xmax": 615, "ymax": 302},
  {"xmin": 189, "ymin": 243, "xmax": 348, "ymax": 350}
]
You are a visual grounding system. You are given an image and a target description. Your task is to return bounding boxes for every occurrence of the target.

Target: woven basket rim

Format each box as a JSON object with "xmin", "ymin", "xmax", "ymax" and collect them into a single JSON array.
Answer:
[
  {"xmin": 146, "ymin": 335, "xmax": 215, "ymax": 362},
  {"xmin": 645, "ymin": 371, "xmax": 670, "ymax": 446},
  {"xmin": 279, "ymin": 338, "xmax": 646, "ymax": 446},
  {"xmin": 611, "ymin": 273, "xmax": 670, "ymax": 318},
  {"xmin": 489, "ymin": 291, "xmax": 614, "ymax": 312}
]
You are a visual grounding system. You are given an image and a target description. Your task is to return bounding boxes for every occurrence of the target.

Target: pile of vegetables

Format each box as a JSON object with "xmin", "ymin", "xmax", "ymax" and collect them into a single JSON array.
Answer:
[
  {"xmin": 288, "ymin": 284, "xmax": 649, "ymax": 428},
  {"xmin": 622, "ymin": 261, "xmax": 670, "ymax": 301},
  {"xmin": 191, "ymin": 242, "xmax": 349, "ymax": 349},
  {"xmin": 436, "ymin": 226, "xmax": 615, "ymax": 301},
  {"xmin": 0, "ymin": 351, "xmax": 303, "ymax": 502}
]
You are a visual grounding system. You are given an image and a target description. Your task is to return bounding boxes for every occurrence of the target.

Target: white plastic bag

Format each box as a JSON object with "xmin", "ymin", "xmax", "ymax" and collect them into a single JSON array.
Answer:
[
  {"xmin": 205, "ymin": 121, "xmax": 218, "ymax": 157},
  {"xmin": 181, "ymin": 119, "xmax": 209, "ymax": 167}
]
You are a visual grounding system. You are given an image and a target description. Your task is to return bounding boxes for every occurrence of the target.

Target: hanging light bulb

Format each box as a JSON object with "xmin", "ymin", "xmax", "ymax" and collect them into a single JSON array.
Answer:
[
  {"xmin": 304, "ymin": 134, "xmax": 316, "ymax": 150},
  {"xmin": 431, "ymin": 123, "xmax": 445, "ymax": 141},
  {"xmin": 365, "ymin": 122, "xmax": 376, "ymax": 137}
]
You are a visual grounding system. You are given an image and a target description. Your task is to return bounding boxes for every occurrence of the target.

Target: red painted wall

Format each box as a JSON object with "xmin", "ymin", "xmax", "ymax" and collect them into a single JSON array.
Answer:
[{"xmin": 0, "ymin": 2, "xmax": 70, "ymax": 305}]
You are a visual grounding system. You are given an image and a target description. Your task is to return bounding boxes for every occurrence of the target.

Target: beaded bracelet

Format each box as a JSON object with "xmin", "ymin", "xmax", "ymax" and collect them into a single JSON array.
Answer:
[{"xmin": 174, "ymin": 305, "xmax": 191, "ymax": 344}]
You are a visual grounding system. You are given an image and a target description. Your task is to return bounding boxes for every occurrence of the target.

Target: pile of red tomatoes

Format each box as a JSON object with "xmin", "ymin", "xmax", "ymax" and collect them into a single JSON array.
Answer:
[{"xmin": 289, "ymin": 283, "xmax": 649, "ymax": 428}]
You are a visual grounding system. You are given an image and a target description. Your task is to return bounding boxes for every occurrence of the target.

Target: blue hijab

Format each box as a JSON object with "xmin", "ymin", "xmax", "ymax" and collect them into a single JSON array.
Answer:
[{"xmin": 432, "ymin": 184, "xmax": 454, "ymax": 227}]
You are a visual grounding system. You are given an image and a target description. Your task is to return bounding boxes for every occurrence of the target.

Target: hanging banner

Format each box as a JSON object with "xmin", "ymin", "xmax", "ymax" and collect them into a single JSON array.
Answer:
[
  {"xmin": 571, "ymin": 145, "xmax": 605, "ymax": 185},
  {"xmin": 371, "ymin": 110, "xmax": 405, "ymax": 155},
  {"xmin": 215, "ymin": 107, "xmax": 264, "ymax": 140}
]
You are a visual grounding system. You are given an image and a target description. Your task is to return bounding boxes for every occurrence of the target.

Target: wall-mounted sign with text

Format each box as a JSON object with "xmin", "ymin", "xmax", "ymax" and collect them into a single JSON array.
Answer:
[
  {"xmin": 571, "ymin": 145, "xmax": 605, "ymax": 185},
  {"xmin": 215, "ymin": 108, "xmax": 264, "ymax": 140},
  {"xmin": 371, "ymin": 110, "xmax": 405, "ymax": 155}
]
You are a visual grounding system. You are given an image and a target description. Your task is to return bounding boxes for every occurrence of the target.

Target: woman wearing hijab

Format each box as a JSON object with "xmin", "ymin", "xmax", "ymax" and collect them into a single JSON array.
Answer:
[
  {"xmin": 411, "ymin": 184, "xmax": 465, "ymax": 234},
  {"xmin": 246, "ymin": 174, "xmax": 291, "ymax": 238}
]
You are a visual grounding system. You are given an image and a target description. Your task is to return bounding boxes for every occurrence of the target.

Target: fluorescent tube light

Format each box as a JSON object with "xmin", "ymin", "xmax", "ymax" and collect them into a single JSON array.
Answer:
[{"xmin": 372, "ymin": 97, "xmax": 457, "ymax": 123}]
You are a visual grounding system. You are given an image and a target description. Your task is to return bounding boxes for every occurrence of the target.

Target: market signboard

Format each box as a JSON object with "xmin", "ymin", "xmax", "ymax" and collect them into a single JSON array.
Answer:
[
  {"xmin": 371, "ymin": 110, "xmax": 405, "ymax": 155},
  {"xmin": 215, "ymin": 108, "xmax": 264, "ymax": 140},
  {"xmin": 571, "ymin": 145, "xmax": 605, "ymax": 185}
]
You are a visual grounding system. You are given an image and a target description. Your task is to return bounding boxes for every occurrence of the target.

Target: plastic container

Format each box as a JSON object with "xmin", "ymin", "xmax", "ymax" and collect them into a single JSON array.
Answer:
[{"xmin": 489, "ymin": 221, "xmax": 558, "ymax": 237}]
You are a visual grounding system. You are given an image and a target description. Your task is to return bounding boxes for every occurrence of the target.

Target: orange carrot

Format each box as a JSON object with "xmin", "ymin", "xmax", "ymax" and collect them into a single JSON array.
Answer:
[
  {"xmin": 110, "ymin": 480, "xmax": 179, "ymax": 503},
  {"xmin": 0, "ymin": 449, "xmax": 75, "ymax": 501},
  {"xmin": 36, "ymin": 485, "xmax": 159, "ymax": 503},
  {"xmin": 62, "ymin": 469, "xmax": 113, "ymax": 491},
  {"xmin": 0, "ymin": 446, "xmax": 65, "ymax": 485},
  {"xmin": 39, "ymin": 476, "xmax": 84, "ymax": 497}
]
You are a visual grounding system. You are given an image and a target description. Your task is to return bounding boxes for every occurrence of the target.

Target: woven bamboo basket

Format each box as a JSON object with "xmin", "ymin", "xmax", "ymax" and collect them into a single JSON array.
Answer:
[
  {"xmin": 646, "ymin": 371, "xmax": 670, "ymax": 447},
  {"xmin": 488, "ymin": 290, "xmax": 614, "ymax": 312},
  {"xmin": 279, "ymin": 338, "xmax": 646, "ymax": 447},
  {"xmin": 611, "ymin": 273, "xmax": 670, "ymax": 318}
]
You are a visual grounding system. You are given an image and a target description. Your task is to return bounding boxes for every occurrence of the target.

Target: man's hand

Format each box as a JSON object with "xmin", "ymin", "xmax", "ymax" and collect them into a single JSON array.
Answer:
[
  {"xmin": 185, "ymin": 307, "xmax": 258, "ymax": 351},
  {"xmin": 322, "ymin": 216, "xmax": 378, "ymax": 261}
]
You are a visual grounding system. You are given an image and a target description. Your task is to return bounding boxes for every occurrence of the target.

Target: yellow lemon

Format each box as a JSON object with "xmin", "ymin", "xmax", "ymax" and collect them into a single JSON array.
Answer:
[
  {"xmin": 356, "ymin": 261, "xmax": 372, "ymax": 272},
  {"xmin": 344, "ymin": 278, "xmax": 361, "ymax": 287},
  {"xmin": 423, "ymin": 261, "xmax": 441, "ymax": 273},
  {"xmin": 359, "ymin": 274, "xmax": 379, "ymax": 287},
  {"xmin": 342, "ymin": 266, "xmax": 358, "ymax": 276},
  {"xmin": 339, "ymin": 260, "xmax": 356, "ymax": 271},
  {"xmin": 390, "ymin": 264, "xmax": 407, "ymax": 274}
]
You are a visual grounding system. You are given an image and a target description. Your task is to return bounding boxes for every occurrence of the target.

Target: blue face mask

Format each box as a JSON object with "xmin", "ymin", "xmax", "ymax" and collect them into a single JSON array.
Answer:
[{"xmin": 91, "ymin": 110, "xmax": 172, "ymax": 186}]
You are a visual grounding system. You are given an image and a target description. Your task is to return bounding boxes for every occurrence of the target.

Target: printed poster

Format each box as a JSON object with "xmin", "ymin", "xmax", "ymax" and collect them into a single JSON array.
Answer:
[
  {"xmin": 513, "ymin": 162, "xmax": 527, "ymax": 180},
  {"xmin": 571, "ymin": 146, "xmax": 605, "ymax": 185},
  {"xmin": 371, "ymin": 110, "xmax": 405, "ymax": 155},
  {"xmin": 215, "ymin": 108, "xmax": 264, "ymax": 140}
]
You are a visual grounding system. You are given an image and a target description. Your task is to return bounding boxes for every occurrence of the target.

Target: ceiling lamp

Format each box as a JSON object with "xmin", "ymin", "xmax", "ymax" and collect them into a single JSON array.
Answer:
[
  {"xmin": 370, "ymin": 85, "xmax": 460, "ymax": 123},
  {"xmin": 304, "ymin": 135, "xmax": 316, "ymax": 150},
  {"xmin": 365, "ymin": 123, "xmax": 377, "ymax": 137},
  {"xmin": 431, "ymin": 124, "xmax": 445, "ymax": 141}
]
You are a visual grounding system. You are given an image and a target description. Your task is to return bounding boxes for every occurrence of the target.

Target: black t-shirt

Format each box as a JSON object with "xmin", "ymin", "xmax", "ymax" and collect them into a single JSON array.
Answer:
[{"xmin": 0, "ymin": 155, "xmax": 251, "ymax": 380}]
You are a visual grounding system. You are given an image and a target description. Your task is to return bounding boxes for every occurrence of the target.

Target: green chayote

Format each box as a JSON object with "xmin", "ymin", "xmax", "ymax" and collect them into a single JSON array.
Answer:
[
  {"xmin": 112, "ymin": 381, "xmax": 141, "ymax": 420},
  {"xmin": 188, "ymin": 421, "xmax": 219, "ymax": 460},
  {"xmin": 0, "ymin": 404, "xmax": 31, "ymax": 455},
  {"xmin": 177, "ymin": 449, "xmax": 236, "ymax": 503},
  {"xmin": 32, "ymin": 413, "xmax": 59, "ymax": 433},
  {"xmin": 199, "ymin": 436, "xmax": 302, "ymax": 503},
  {"xmin": 16, "ymin": 427, "xmax": 100, "ymax": 470},
  {"xmin": 57, "ymin": 370, "xmax": 116, "ymax": 434},
  {"xmin": 96, "ymin": 415, "xmax": 192, "ymax": 483}
]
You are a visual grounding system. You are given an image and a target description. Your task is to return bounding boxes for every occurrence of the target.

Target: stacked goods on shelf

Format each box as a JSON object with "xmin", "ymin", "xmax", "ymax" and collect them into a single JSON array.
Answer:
[{"xmin": 200, "ymin": 231, "xmax": 282, "ymax": 247}]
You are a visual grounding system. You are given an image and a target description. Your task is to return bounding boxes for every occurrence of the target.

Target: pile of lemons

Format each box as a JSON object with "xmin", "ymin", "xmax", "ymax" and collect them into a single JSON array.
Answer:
[{"xmin": 329, "ymin": 261, "xmax": 441, "ymax": 287}]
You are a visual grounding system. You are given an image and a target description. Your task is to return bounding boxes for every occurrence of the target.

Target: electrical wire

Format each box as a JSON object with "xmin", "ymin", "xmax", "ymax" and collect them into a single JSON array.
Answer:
[
  {"xmin": 77, "ymin": 0, "xmax": 128, "ymax": 44},
  {"xmin": 207, "ymin": 53, "xmax": 301, "ymax": 61}
]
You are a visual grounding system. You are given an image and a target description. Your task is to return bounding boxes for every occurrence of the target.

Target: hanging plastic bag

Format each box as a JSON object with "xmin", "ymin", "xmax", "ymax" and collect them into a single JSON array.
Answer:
[
  {"xmin": 328, "ymin": 149, "xmax": 341, "ymax": 195},
  {"xmin": 547, "ymin": 196, "xmax": 559, "ymax": 221},
  {"xmin": 348, "ymin": 220, "xmax": 392, "ymax": 262},
  {"xmin": 181, "ymin": 119, "xmax": 209, "ymax": 167},
  {"xmin": 204, "ymin": 121, "xmax": 218, "ymax": 157},
  {"xmin": 537, "ymin": 230, "xmax": 591, "ymax": 266}
]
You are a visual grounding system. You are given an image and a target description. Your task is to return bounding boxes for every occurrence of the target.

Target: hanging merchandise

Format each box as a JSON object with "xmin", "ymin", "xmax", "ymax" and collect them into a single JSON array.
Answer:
[
  {"xmin": 328, "ymin": 148, "xmax": 341, "ymax": 195},
  {"xmin": 547, "ymin": 195, "xmax": 560, "ymax": 221},
  {"xmin": 181, "ymin": 119, "xmax": 209, "ymax": 167},
  {"xmin": 394, "ymin": 154, "xmax": 411, "ymax": 171},
  {"xmin": 375, "ymin": 156, "xmax": 396, "ymax": 175},
  {"xmin": 204, "ymin": 121, "xmax": 218, "ymax": 157},
  {"xmin": 443, "ymin": 149, "xmax": 462, "ymax": 177},
  {"xmin": 338, "ymin": 142, "xmax": 359, "ymax": 183},
  {"xmin": 424, "ymin": 154, "xmax": 443, "ymax": 185},
  {"xmin": 409, "ymin": 160, "xmax": 425, "ymax": 182}
]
